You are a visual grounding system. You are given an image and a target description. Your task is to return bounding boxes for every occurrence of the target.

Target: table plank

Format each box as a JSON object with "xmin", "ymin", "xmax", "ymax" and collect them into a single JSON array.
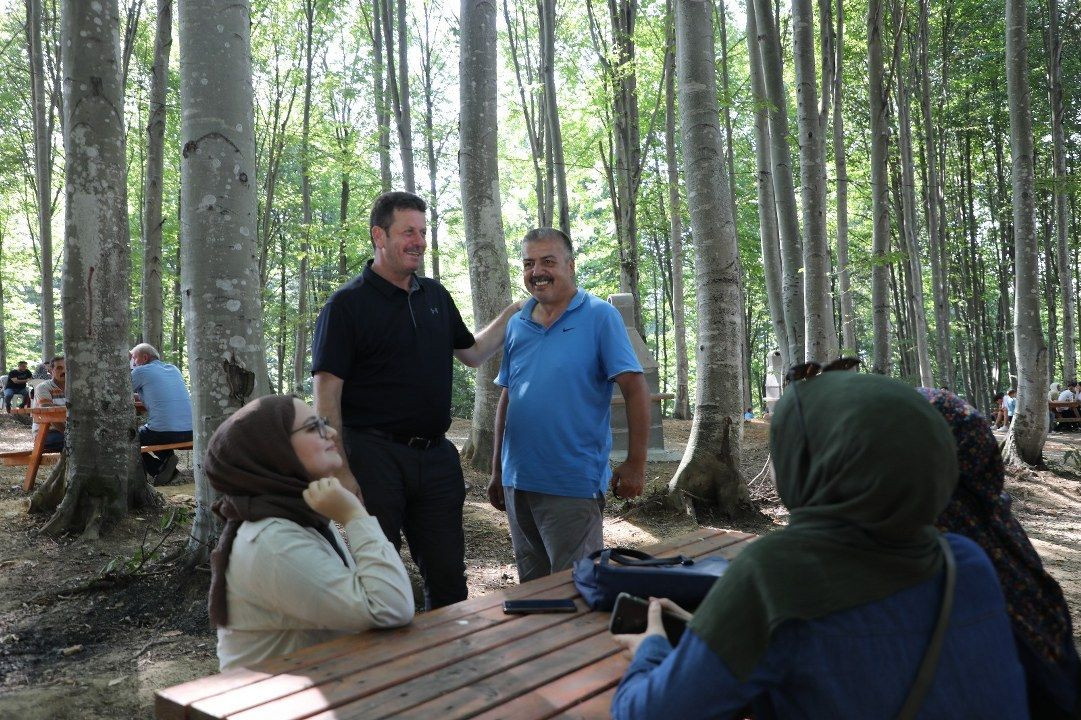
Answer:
[
  {"xmin": 157, "ymin": 528, "xmax": 752, "ymax": 720},
  {"xmin": 548, "ymin": 687, "xmax": 619, "ymax": 720},
  {"xmin": 468, "ymin": 656, "xmax": 625, "ymax": 720}
]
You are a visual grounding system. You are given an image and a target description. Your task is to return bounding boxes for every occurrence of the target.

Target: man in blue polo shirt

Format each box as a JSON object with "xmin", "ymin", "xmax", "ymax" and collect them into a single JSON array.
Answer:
[
  {"xmin": 488, "ymin": 228, "xmax": 651, "ymax": 582},
  {"xmin": 130, "ymin": 343, "xmax": 193, "ymax": 485}
]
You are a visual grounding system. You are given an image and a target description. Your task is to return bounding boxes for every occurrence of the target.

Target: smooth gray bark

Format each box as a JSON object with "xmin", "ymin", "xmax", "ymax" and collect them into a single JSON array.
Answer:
[
  {"xmin": 669, "ymin": 0, "xmax": 753, "ymax": 519},
  {"xmin": 663, "ymin": 0, "xmax": 691, "ymax": 420},
  {"xmin": 1003, "ymin": 0, "xmax": 1048, "ymax": 465},
  {"xmin": 459, "ymin": 0, "xmax": 513, "ymax": 472},
  {"xmin": 791, "ymin": 0, "xmax": 837, "ymax": 362},
  {"xmin": 747, "ymin": 3, "xmax": 790, "ymax": 370},
  {"xmin": 381, "ymin": 0, "xmax": 416, "ymax": 194},
  {"xmin": 751, "ymin": 0, "xmax": 805, "ymax": 364},
  {"xmin": 918, "ymin": 0, "xmax": 949, "ymax": 383},
  {"xmin": 1047, "ymin": 0, "xmax": 1074, "ymax": 383},
  {"xmin": 892, "ymin": 9, "xmax": 933, "ymax": 387},
  {"xmin": 539, "ymin": 0, "xmax": 570, "ymax": 236},
  {"xmin": 833, "ymin": 0, "xmax": 855, "ymax": 354},
  {"xmin": 868, "ymin": 0, "xmax": 891, "ymax": 375},
  {"xmin": 293, "ymin": 0, "xmax": 315, "ymax": 395},
  {"xmin": 371, "ymin": 0, "xmax": 391, "ymax": 190},
  {"xmin": 418, "ymin": 2, "xmax": 443, "ymax": 282},
  {"xmin": 49, "ymin": 0, "xmax": 139, "ymax": 537},
  {"xmin": 179, "ymin": 0, "xmax": 267, "ymax": 562},
  {"xmin": 27, "ymin": 0, "xmax": 55, "ymax": 365},
  {"xmin": 140, "ymin": 0, "xmax": 171, "ymax": 351}
]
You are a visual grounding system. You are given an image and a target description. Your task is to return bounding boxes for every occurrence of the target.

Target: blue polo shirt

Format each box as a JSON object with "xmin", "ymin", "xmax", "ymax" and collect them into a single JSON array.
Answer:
[
  {"xmin": 131, "ymin": 360, "xmax": 193, "ymax": 432},
  {"xmin": 496, "ymin": 289, "xmax": 642, "ymax": 498}
]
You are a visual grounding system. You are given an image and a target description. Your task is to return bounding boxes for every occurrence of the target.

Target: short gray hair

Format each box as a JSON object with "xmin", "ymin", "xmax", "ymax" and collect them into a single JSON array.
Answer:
[
  {"xmin": 522, "ymin": 227, "xmax": 573, "ymax": 258},
  {"xmin": 130, "ymin": 343, "xmax": 160, "ymax": 361}
]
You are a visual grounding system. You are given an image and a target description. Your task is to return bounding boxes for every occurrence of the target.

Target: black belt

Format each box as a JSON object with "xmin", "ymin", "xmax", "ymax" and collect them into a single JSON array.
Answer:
[{"xmin": 357, "ymin": 427, "xmax": 444, "ymax": 450}]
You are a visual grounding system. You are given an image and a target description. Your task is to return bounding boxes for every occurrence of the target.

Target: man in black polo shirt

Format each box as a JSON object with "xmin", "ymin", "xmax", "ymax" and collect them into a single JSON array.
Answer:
[
  {"xmin": 312, "ymin": 190, "xmax": 520, "ymax": 610},
  {"xmin": 4, "ymin": 361, "xmax": 33, "ymax": 412}
]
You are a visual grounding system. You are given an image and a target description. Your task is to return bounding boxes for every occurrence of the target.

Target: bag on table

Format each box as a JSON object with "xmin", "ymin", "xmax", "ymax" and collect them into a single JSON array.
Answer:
[{"xmin": 572, "ymin": 547, "xmax": 729, "ymax": 611}]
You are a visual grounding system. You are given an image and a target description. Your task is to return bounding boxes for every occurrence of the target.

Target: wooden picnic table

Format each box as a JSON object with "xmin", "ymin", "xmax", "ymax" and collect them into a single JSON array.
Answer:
[
  {"xmin": 155, "ymin": 527, "xmax": 755, "ymax": 720},
  {"xmin": 2, "ymin": 401, "xmax": 186, "ymax": 492},
  {"xmin": 1049, "ymin": 401, "xmax": 1081, "ymax": 424}
]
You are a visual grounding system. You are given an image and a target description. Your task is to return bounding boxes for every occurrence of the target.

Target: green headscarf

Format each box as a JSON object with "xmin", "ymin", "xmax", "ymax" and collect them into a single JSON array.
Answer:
[{"xmin": 689, "ymin": 372, "xmax": 959, "ymax": 679}]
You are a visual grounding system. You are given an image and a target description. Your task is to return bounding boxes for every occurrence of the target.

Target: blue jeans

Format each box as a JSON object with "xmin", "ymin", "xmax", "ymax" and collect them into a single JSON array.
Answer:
[{"xmin": 3, "ymin": 388, "xmax": 29, "ymax": 411}]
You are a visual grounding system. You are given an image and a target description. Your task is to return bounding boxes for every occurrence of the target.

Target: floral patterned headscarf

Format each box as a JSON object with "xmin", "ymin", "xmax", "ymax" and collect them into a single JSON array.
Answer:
[{"xmin": 918, "ymin": 388, "xmax": 1079, "ymax": 715}]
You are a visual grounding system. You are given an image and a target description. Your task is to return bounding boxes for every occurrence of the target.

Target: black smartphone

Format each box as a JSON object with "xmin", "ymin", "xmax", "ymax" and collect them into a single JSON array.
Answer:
[
  {"xmin": 608, "ymin": 592, "xmax": 687, "ymax": 645},
  {"xmin": 502, "ymin": 598, "xmax": 578, "ymax": 614}
]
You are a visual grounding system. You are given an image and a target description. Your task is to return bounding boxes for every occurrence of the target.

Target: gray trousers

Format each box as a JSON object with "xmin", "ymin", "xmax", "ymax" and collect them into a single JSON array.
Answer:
[{"xmin": 504, "ymin": 486, "xmax": 605, "ymax": 583}]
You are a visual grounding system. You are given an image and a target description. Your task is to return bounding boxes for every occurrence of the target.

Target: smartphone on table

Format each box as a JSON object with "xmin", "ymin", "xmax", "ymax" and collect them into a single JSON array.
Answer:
[
  {"xmin": 608, "ymin": 592, "xmax": 687, "ymax": 645},
  {"xmin": 502, "ymin": 598, "xmax": 578, "ymax": 614}
]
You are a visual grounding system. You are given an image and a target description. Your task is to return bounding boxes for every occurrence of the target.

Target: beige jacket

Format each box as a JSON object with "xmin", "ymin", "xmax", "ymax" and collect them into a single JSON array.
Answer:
[{"xmin": 216, "ymin": 514, "xmax": 414, "ymax": 671}]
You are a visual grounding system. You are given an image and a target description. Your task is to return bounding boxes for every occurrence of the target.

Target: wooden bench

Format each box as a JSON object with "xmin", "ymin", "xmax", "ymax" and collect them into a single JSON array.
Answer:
[
  {"xmin": 6, "ymin": 404, "xmax": 192, "ymax": 491},
  {"xmin": 155, "ymin": 528, "xmax": 756, "ymax": 720},
  {"xmin": 1049, "ymin": 401, "xmax": 1081, "ymax": 425}
]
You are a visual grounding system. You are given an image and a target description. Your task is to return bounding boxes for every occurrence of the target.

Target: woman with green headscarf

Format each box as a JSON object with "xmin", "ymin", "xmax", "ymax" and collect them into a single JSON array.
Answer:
[{"xmin": 611, "ymin": 372, "xmax": 1028, "ymax": 719}]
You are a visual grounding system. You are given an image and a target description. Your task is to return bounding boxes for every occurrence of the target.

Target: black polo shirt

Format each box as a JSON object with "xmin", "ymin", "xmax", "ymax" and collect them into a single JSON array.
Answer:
[{"xmin": 311, "ymin": 260, "xmax": 475, "ymax": 438}]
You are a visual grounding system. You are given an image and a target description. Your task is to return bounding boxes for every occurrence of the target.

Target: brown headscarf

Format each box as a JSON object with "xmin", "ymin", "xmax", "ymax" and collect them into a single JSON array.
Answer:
[{"xmin": 205, "ymin": 395, "xmax": 346, "ymax": 627}]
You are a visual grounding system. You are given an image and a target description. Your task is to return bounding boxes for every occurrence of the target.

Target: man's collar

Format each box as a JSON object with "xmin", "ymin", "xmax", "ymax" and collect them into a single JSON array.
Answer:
[
  {"xmin": 363, "ymin": 259, "xmax": 422, "ymax": 297},
  {"xmin": 521, "ymin": 287, "xmax": 585, "ymax": 326}
]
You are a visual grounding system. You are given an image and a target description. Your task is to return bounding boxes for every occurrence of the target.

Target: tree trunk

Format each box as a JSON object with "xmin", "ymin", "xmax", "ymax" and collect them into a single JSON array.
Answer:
[
  {"xmin": 381, "ymin": 0, "xmax": 416, "ymax": 195},
  {"xmin": 1046, "ymin": 0, "xmax": 1073, "ymax": 382},
  {"xmin": 791, "ymin": 0, "xmax": 837, "ymax": 362},
  {"xmin": 419, "ymin": 2, "xmax": 442, "ymax": 282},
  {"xmin": 747, "ymin": 2, "xmax": 790, "ymax": 370},
  {"xmin": 751, "ymin": 0, "xmax": 805, "ymax": 364},
  {"xmin": 49, "ymin": 0, "xmax": 139, "ymax": 538},
  {"xmin": 669, "ymin": 0, "xmax": 754, "ymax": 521},
  {"xmin": 371, "ymin": 0, "xmax": 391, "ymax": 190},
  {"xmin": 892, "ymin": 3, "xmax": 933, "ymax": 387},
  {"xmin": 458, "ymin": 0, "xmax": 513, "ymax": 472},
  {"xmin": 27, "ymin": 0, "xmax": 55, "ymax": 365},
  {"xmin": 293, "ymin": 0, "xmax": 315, "ymax": 396},
  {"xmin": 140, "ymin": 0, "xmax": 171, "ymax": 351},
  {"xmin": 918, "ymin": 0, "xmax": 949, "ymax": 385},
  {"xmin": 178, "ymin": 0, "xmax": 267, "ymax": 562},
  {"xmin": 0, "ymin": 230, "xmax": 7, "ymax": 392},
  {"xmin": 664, "ymin": 0, "xmax": 691, "ymax": 419},
  {"xmin": 1002, "ymin": 0, "xmax": 1048, "ymax": 466},
  {"xmin": 539, "ymin": 0, "xmax": 569, "ymax": 236},
  {"xmin": 867, "ymin": 0, "xmax": 891, "ymax": 375},
  {"xmin": 833, "ymin": 0, "xmax": 855, "ymax": 354}
]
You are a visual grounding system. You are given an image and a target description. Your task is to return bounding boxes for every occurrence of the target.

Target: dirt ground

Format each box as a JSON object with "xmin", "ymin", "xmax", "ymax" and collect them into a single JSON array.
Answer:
[{"xmin": 0, "ymin": 414, "xmax": 1077, "ymax": 719}]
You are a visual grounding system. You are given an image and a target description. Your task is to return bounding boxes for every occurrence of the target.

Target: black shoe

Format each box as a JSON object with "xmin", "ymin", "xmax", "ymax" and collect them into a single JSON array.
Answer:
[{"xmin": 152, "ymin": 454, "xmax": 180, "ymax": 486}]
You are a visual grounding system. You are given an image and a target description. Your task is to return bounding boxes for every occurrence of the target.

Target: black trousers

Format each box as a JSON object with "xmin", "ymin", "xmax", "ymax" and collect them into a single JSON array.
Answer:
[
  {"xmin": 342, "ymin": 428, "xmax": 467, "ymax": 610},
  {"xmin": 138, "ymin": 426, "xmax": 193, "ymax": 477}
]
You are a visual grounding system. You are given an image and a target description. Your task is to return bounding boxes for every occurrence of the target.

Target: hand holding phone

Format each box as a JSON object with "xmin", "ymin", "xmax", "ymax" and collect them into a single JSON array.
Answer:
[{"xmin": 608, "ymin": 592, "xmax": 688, "ymax": 645}]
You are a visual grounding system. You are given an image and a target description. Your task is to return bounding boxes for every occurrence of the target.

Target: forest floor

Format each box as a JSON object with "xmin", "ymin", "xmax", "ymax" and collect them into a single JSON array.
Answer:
[{"xmin": 0, "ymin": 412, "xmax": 1078, "ymax": 719}]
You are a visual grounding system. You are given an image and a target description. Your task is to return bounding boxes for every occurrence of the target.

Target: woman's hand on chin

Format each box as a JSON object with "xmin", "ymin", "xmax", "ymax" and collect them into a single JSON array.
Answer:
[{"xmin": 303, "ymin": 476, "xmax": 369, "ymax": 524}]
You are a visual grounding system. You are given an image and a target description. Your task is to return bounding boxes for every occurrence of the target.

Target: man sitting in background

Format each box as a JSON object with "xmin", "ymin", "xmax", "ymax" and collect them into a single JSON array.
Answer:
[
  {"xmin": 4, "ymin": 361, "xmax": 32, "ymax": 412},
  {"xmin": 130, "ymin": 343, "xmax": 193, "ymax": 485},
  {"xmin": 32, "ymin": 357, "xmax": 66, "ymax": 451}
]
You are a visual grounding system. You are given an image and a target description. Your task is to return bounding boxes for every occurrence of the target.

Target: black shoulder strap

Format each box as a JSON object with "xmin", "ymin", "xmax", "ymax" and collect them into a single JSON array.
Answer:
[{"xmin": 896, "ymin": 534, "xmax": 957, "ymax": 720}]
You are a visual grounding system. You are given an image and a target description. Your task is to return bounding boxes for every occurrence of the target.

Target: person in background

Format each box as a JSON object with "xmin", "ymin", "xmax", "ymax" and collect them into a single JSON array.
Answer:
[
  {"xmin": 3, "ymin": 360, "xmax": 32, "ymax": 412},
  {"xmin": 919, "ymin": 387, "xmax": 1081, "ymax": 719},
  {"xmin": 609, "ymin": 372, "xmax": 1027, "ymax": 719},
  {"xmin": 743, "ymin": 408, "xmax": 754, "ymax": 421},
  {"xmin": 992, "ymin": 391, "xmax": 1007, "ymax": 429},
  {"xmin": 31, "ymin": 357, "xmax": 66, "ymax": 451},
  {"xmin": 1004, "ymin": 388, "xmax": 1018, "ymax": 426},
  {"xmin": 130, "ymin": 343, "xmax": 193, "ymax": 485},
  {"xmin": 206, "ymin": 395, "xmax": 414, "ymax": 671},
  {"xmin": 1049, "ymin": 381, "xmax": 1065, "ymax": 403}
]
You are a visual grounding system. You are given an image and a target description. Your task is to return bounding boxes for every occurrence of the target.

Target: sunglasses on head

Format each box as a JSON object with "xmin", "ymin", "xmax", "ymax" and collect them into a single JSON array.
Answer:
[
  {"xmin": 784, "ymin": 357, "xmax": 862, "ymax": 387},
  {"xmin": 291, "ymin": 415, "xmax": 331, "ymax": 440}
]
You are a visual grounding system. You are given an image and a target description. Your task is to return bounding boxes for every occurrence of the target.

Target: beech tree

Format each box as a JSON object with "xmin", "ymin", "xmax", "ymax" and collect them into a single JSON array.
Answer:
[
  {"xmin": 458, "ymin": 0, "xmax": 513, "ymax": 472},
  {"xmin": 43, "ymin": 0, "xmax": 141, "ymax": 537},
  {"xmin": 867, "ymin": 0, "xmax": 891, "ymax": 375},
  {"xmin": 26, "ymin": 0, "xmax": 55, "ymax": 364},
  {"xmin": 1003, "ymin": 0, "xmax": 1048, "ymax": 466},
  {"xmin": 178, "ymin": 0, "xmax": 267, "ymax": 562},
  {"xmin": 139, "ymin": 0, "xmax": 171, "ymax": 351},
  {"xmin": 669, "ymin": 0, "xmax": 753, "ymax": 519}
]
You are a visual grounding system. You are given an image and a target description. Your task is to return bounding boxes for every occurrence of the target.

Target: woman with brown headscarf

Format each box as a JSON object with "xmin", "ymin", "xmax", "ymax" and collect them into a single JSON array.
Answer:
[{"xmin": 206, "ymin": 395, "xmax": 414, "ymax": 671}]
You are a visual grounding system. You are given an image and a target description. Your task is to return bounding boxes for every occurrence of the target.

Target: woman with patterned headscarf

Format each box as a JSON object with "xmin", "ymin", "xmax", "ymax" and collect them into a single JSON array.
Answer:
[
  {"xmin": 919, "ymin": 387, "xmax": 1081, "ymax": 719},
  {"xmin": 610, "ymin": 373, "xmax": 1027, "ymax": 719},
  {"xmin": 206, "ymin": 395, "xmax": 414, "ymax": 671}
]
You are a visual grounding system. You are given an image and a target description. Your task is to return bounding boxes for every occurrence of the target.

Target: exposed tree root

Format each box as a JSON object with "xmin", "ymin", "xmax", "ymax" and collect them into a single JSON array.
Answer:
[
  {"xmin": 28, "ymin": 456, "xmax": 67, "ymax": 515},
  {"xmin": 81, "ymin": 496, "xmax": 104, "ymax": 540}
]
